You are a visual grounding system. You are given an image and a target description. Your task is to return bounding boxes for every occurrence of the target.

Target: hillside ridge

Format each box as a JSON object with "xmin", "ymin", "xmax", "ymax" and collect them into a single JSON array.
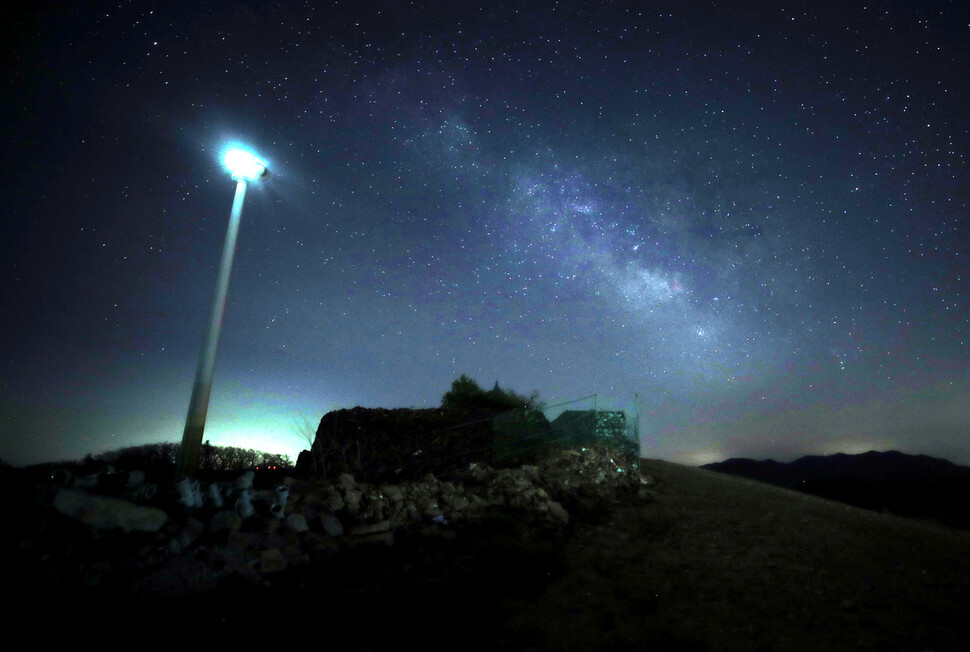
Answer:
[{"xmin": 702, "ymin": 449, "xmax": 970, "ymax": 528}]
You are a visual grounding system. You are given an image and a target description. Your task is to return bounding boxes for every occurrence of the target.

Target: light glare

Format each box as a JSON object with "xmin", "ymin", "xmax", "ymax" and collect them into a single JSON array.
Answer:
[{"xmin": 223, "ymin": 148, "xmax": 269, "ymax": 182}]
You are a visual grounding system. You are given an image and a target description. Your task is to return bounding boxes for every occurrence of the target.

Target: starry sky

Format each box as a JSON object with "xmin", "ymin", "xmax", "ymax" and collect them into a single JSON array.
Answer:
[{"xmin": 3, "ymin": 0, "xmax": 969, "ymax": 468}]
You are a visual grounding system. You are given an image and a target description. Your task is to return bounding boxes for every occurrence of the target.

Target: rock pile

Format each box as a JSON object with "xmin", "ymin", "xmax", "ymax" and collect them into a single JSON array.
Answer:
[{"xmin": 13, "ymin": 445, "xmax": 654, "ymax": 604}]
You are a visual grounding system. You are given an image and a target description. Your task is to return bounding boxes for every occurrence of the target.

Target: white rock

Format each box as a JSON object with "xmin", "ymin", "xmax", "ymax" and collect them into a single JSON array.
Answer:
[
  {"xmin": 169, "ymin": 518, "xmax": 205, "ymax": 553},
  {"xmin": 285, "ymin": 513, "xmax": 309, "ymax": 532},
  {"xmin": 349, "ymin": 520, "xmax": 391, "ymax": 536},
  {"xmin": 324, "ymin": 491, "xmax": 345, "ymax": 511},
  {"xmin": 547, "ymin": 500, "xmax": 569, "ymax": 525},
  {"xmin": 344, "ymin": 488, "xmax": 362, "ymax": 513},
  {"xmin": 319, "ymin": 513, "xmax": 344, "ymax": 537},
  {"xmin": 53, "ymin": 488, "xmax": 167, "ymax": 532},
  {"xmin": 382, "ymin": 484, "xmax": 405, "ymax": 502}
]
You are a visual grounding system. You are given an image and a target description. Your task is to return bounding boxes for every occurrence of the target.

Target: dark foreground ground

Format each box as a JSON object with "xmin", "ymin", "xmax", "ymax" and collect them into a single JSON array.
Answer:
[
  {"xmin": 9, "ymin": 459, "xmax": 970, "ymax": 650},
  {"xmin": 498, "ymin": 459, "xmax": 970, "ymax": 651}
]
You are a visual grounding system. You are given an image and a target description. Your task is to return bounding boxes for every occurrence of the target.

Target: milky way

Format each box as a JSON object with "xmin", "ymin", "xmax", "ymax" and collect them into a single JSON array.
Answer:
[{"xmin": 2, "ymin": 0, "xmax": 968, "ymax": 467}]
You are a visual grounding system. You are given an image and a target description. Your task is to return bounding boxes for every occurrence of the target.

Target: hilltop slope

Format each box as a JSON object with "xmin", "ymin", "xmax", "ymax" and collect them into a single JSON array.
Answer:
[{"xmin": 499, "ymin": 459, "xmax": 970, "ymax": 651}]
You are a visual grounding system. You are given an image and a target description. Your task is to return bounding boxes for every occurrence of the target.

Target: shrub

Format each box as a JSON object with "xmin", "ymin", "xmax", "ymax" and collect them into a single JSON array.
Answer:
[
  {"xmin": 442, "ymin": 375, "xmax": 552, "ymax": 466},
  {"xmin": 441, "ymin": 375, "xmax": 541, "ymax": 413}
]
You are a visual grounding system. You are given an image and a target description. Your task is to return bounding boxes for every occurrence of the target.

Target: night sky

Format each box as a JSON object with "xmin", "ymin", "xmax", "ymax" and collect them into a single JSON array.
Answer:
[{"xmin": 3, "ymin": 0, "xmax": 969, "ymax": 468}]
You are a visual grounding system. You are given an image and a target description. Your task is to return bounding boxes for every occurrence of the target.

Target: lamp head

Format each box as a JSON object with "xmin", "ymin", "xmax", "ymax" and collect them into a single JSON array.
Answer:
[{"xmin": 223, "ymin": 148, "xmax": 270, "ymax": 182}]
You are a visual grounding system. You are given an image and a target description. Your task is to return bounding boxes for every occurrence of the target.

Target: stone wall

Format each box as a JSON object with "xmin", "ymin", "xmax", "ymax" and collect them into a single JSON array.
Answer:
[{"xmin": 298, "ymin": 406, "xmax": 500, "ymax": 482}]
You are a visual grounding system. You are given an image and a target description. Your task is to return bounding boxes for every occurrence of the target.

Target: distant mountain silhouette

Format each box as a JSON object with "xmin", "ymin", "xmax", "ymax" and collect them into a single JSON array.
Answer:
[{"xmin": 702, "ymin": 450, "xmax": 970, "ymax": 529}]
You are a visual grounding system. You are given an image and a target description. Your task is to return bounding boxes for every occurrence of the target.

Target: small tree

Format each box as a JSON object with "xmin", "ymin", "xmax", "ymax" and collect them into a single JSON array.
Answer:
[{"xmin": 441, "ymin": 374, "xmax": 485, "ymax": 409}]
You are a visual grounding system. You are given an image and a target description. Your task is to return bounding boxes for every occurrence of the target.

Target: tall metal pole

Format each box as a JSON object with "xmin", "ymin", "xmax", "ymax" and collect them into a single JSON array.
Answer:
[{"xmin": 176, "ymin": 179, "xmax": 249, "ymax": 480}]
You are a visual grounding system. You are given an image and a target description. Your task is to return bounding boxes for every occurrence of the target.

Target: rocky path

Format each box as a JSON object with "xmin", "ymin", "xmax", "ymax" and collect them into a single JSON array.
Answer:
[{"xmin": 497, "ymin": 459, "xmax": 970, "ymax": 651}]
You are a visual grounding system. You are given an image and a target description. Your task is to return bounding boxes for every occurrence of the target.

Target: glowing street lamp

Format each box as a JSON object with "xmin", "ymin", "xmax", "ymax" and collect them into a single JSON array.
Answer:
[
  {"xmin": 176, "ymin": 147, "xmax": 270, "ymax": 480},
  {"xmin": 224, "ymin": 149, "xmax": 271, "ymax": 183}
]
